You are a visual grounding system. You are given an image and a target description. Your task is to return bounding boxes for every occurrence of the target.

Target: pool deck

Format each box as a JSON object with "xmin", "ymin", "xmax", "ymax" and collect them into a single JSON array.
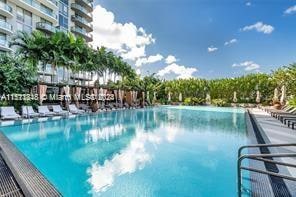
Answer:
[{"xmin": 249, "ymin": 108, "xmax": 296, "ymax": 195}]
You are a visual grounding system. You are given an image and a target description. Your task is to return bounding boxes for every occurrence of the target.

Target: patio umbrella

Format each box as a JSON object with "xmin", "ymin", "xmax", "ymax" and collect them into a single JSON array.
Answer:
[
  {"xmin": 256, "ymin": 90, "xmax": 261, "ymax": 103},
  {"xmin": 168, "ymin": 92, "xmax": 171, "ymax": 102},
  {"xmin": 179, "ymin": 93, "xmax": 182, "ymax": 102},
  {"xmin": 142, "ymin": 92, "xmax": 145, "ymax": 106},
  {"xmin": 280, "ymin": 85, "xmax": 286, "ymax": 105},
  {"xmin": 206, "ymin": 93, "xmax": 211, "ymax": 104},
  {"xmin": 75, "ymin": 87, "xmax": 81, "ymax": 107},
  {"xmin": 233, "ymin": 91, "xmax": 238, "ymax": 103},
  {"xmin": 153, "ymin": 92, "xmax": 157, "ymax": 101},
  {"xmin": 99, "ymin": 88, "xmax": 104, "ymax": 101},
  {"xmin": 38, "ymin": 85, "xmax": 47, "ymax": 104},
  {"xmin": 273, "ymin": 88, "xmax": 279, "ymax": 102},
  {"xmin": 146, "ymin": 91, "xmax": 150, "ymax": 101},
  {"xmin": 114, "ymin": 90, "xmax": 118, "ymax": 104}
]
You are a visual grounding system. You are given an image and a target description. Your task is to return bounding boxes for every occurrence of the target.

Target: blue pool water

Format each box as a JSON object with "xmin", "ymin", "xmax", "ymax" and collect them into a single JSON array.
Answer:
[{"xmin": 0, "ymin": 106, "xmax": 249, "ymax": 196}]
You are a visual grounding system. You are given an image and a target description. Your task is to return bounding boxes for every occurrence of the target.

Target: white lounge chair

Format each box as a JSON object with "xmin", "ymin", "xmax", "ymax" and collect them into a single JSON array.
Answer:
[
  {"xmin": 0, "ymin": 106, "xmax": 21, "ymax": 120},
  {"xmin": 38, "ymin": 106, "xmax": 56, "ymax": 117},
  {"xmin": 52, "ymin": 105, "xmax": 69, "ymax": 116},
  {"xmin": 22, "ymin": 106, "xmax": 39, "ymax": 118},
  {"xmin": 68, "ymin": 104, "xmax": 85, "ymax": 114}
]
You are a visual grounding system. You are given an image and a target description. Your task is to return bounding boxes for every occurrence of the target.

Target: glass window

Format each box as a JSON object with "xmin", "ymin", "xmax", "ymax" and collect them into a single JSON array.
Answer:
[
  {"xmin": 16, "ymin": 7, "xmax": 24, "ymax": 22},
  {"xmin": 24, "ymin": 10, "xmax": 32, "ymax": 26},
  {"xmin": 16, "ymin": 22, "xmax": 23, "ymax": 31},
  {"xmin": 16, "ymin": 7, "xmax": 32, "ymax": 33}
]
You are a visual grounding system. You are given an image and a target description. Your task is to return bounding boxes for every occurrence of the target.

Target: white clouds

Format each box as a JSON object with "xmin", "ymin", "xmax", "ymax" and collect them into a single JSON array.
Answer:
[
  {"xmin": 246, "ymin": 2, "xmax": 251, "ymax": 6},
  {"xmin": 208, "ymin": 46, "xmax": 218, "ymax": 52},
  {"xmin": 165, "ymin": 55, "xmax": 178, "ymax": 64},
  {"xmin": 157, "ymin": 63, "xmax": 197, "ymax": 79},
  {"xmin": 284, "ymin": 5, "xmax": 296, "ymax": 15},
  {"xmin": 241, "ymin": 22, "xmax": 274, "ymax": 34},
  {"xmin": 232, "ymin": 61, "xmax": 260, "ymax": 71},
  {"xmin": 91, "ymin": 5, "xmax": 155, "ymax": 61},
  {"xmin": 92, "ymin": 4, "xmax": 196, "ymax": 79},
  {"xmin": 224, "ymin": 39, "xmax": 237, "ymax": 46},
  {"xmin": 135, "ymin": 54, "xmax": 163, "ymax": 67}
]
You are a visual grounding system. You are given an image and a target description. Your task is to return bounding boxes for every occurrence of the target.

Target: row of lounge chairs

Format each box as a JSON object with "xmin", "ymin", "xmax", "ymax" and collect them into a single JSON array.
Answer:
[
  {"xmin": 262, "ymin": 105, "xmax": 296, "ymax": 130},
  {"xmin": 0, "ymin": 102, "xmax": 147, "ymax": 120},
  {"xmin": 0, "ymin": 105, "xmax": 85, "ymax": 120}
]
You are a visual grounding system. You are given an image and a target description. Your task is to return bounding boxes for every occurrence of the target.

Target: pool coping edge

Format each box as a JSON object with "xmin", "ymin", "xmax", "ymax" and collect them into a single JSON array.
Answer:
[{"xmin": 0, "ymin": 131, "xmax": 61, "ymax": 197}]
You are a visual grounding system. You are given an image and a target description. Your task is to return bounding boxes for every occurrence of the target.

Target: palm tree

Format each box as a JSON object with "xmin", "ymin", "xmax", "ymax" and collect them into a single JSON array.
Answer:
[{"xmin": 10, "ymin": 30, "xmax": 49, "ymax": 72}]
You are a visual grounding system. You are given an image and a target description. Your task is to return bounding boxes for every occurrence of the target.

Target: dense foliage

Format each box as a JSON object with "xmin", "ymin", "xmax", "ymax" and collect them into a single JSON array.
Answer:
[
  {"xmin": 160, "ymin": 64, "xmax": 296, "ymax": 105},
  {"xmin": 0, "ymin": 54, "xmax": 38, "ymax": 109}
]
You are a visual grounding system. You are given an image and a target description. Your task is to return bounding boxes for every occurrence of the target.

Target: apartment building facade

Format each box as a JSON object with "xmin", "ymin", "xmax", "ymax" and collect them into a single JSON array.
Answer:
[{"xmin": 0, "ymin": 0, "xmax": 94, "ymax": 88}]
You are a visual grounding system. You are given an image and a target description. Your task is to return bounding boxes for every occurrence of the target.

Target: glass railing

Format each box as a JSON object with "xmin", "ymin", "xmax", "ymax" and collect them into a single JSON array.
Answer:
[
  {"xmin": 22, "ymin": 0, "xmax": 57, "ymax": 19},
  {"xmin": 71, "ymin": 26, "xmax": 93, "ymax": 39},
  {"xmin": 0, "ymin": 21, "xmax": 12, "ymax": 31},
  {"xmin": 72, "ymin": 15, "xmax": 92, "ymax": 29},
  {"xmin": 36, "ymin": 22, "xmax": 56, "ymax": 33},
  {"xmin": 71, "ymin": 3, "xmax": 92, "ymax": 18},
  {"xmin": 0, "ymin": 2, "xmax": 13, "ymax": 14},
  {"xmin": 0, "ymin": 39, "xmax": 9, "ymax": 48}
]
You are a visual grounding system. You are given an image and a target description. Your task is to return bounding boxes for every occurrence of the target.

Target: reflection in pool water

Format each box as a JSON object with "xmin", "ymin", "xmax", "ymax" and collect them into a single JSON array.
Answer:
[{"xmin": 1, "ymin": 106, "xmax": 248, "ymax": 197}]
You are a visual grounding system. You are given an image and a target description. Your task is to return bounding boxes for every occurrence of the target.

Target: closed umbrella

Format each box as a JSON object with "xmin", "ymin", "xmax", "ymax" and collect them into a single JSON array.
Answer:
[
  {"xmin": 273, "ymin": 88, "xmax": 279, "ymax": 102},
  {"xmin": 256, "ymin": 90, "xmax": 261, "ymax": 103},
  {"xmin": 168, "ymin": 92, "xmax": 171, "ymax": 102},
  {"xmin": 206, "ymin": 93, "xmax": 211, "ymax": 104},
  {"xmin": 280, "ymin": 85, "xmax": 286, "ymax": 105},
  {"xmin": 153, "ymin": 92, "xmax": 157, "ymax": 101},
  {"xmin": 179, "ymin": 93, "xmax": 182, "ymax": 102},
  {"xmin": 147, "ymin": 91, "xmax": 150, "ymax": 101},
  {"xmin": 233, "ymin": 91, "xmax": 237, "ymax": 103}
]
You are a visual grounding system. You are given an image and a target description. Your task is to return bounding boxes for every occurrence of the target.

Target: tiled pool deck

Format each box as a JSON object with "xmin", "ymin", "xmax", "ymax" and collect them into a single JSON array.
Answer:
[{"xmin": 249, "ymin": 108, "xmax": 296, "ymax": 196}]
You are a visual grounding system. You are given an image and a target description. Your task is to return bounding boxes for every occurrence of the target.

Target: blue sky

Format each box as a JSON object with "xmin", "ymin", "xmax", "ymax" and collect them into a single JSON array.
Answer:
[{"xmin": 92, "ymin": 0, "xmax": 296, "ymax": 79}]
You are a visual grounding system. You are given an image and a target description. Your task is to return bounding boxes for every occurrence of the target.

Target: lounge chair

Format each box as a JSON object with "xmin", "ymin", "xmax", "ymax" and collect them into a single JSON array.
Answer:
[
  {"xmin": 273, "ymin": 108, "xmax": 296, "ymax": 120},
  {"xmin": 0, "ymin": 106, "xmax": 21, "ymax": 120},
  {"xmin": 22, "ymin": 106, "xmax": 39, "ymax": 118},
  {"xmin": 69, "ymin": 104, "xmax": 85, "ymax": 114},
  {"xmin": 52, "ymin": 105, "xmax": 69, "ymax": 116},
  {"xmin": 38, "ymin": 106, "xmax": 56, "ymax": 117}
]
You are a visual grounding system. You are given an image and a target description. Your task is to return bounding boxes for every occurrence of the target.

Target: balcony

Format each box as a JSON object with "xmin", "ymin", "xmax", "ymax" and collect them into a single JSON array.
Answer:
[
  {"xmin": 14, "ymin": 0, "xmax": 58, "ymax": 25},
  {"xmin": 71, "ymin": 3, "xmax": 93, "ymax": 22},
  {"xmin": 75, "ymin": 0, "xmax": 93, "ymax": 12},
  {"xmin": 36, "ymin": 22, "xmax": 56, "ymax": 34},
  {"xmin": 71, "ymin": 15, "xmax": 93, "ymax": 32},
  {"xmin": 71, "ymin": 26, "xmax": 93, "ymax": 42},
  {"xmin": 0, "ymin": 2, "xmax": 13, "ymax": 18},
  {"xmin": 0, "ymin": 40, "xmax": 12, "ymax": 52},
  {"xmin": 0, "ymin": 21, "xmax": 13, "ymax": 35}
]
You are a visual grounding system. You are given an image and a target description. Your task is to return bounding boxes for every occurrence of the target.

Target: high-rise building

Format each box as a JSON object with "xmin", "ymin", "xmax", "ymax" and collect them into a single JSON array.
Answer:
[{"xmin": 0, "ymin": 0, "xmax": 94, "ymax": 86}]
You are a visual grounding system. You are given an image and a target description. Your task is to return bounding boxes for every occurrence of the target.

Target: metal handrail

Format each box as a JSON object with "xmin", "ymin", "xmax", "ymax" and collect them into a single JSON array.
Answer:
[
  {"xmin": 237, "ymin": 152, "xmax": 296, "ymax": 197},
  {"xmin": 238, "ymin": 143, "xmax": 296, "ymax": 158}
]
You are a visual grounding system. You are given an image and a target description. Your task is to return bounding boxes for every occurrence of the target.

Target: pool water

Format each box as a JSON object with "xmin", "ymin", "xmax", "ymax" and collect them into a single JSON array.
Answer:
[{"xmin": 1, "ymin": 106, "xmax": 249, "ymax": 197}]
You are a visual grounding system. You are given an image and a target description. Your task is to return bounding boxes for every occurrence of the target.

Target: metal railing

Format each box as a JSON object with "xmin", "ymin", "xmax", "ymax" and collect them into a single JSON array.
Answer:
[{"xmin": 237, "ymin": 143, "xmax": 296, "ymax": 197}]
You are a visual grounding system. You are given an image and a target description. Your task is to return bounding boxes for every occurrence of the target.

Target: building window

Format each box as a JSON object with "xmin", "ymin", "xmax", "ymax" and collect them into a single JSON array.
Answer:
[
  {"xmin": 58, "ymin": 0, "xmax": 68, "ymax": 30},
  {"xmin": 16, "ymin": 7, "xmax": 32, "ymax": 33},
  {"xmin": 59, "ymin": 14, "xmax": 68, "ymax": 29}
]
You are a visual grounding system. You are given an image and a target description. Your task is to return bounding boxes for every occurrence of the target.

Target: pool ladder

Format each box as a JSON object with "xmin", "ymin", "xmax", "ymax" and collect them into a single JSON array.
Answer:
[{"xmin": 237, "ymin": 143, "xmax": 296, "ymax": 197}]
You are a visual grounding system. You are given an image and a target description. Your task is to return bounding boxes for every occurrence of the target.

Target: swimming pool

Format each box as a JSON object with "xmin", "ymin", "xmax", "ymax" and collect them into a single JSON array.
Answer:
[{"xmin": 0, "ymin": 106, "xmax": 249, "ymax": 196}]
